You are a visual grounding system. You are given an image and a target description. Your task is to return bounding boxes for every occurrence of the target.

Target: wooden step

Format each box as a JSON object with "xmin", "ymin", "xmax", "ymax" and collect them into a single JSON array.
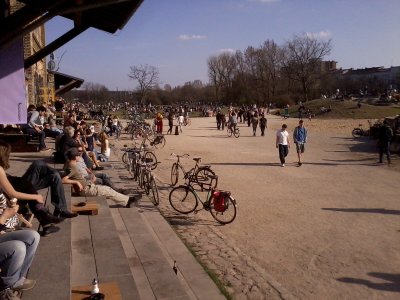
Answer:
[{"xmin": 70, "ymin": 195, "xmax": 140, "ymax": 299}]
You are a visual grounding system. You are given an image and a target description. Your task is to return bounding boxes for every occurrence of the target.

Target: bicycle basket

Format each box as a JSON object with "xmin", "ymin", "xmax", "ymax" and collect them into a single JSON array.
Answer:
[{"xmin": 212, "ymin": 191, "xmax": 231, "ymax": 212}]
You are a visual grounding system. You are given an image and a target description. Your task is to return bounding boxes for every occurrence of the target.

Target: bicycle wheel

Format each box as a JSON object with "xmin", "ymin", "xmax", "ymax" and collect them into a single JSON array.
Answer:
[
  {"xmin": 195, "ymin": 167, "xmax": 217, "ymax": 190},
  {"xmin": 149, "ymin": 176, "xmax": 160, "ymax": 206},
  {"xmin": 170, "ymin": 163, "xmax": 179, "ymax": 186},
  {"xmin": 154, "ymin": 135, "xmax": 166, "ymax": 149},
  {"xmin": 169, "ymin": 186, "xmax": 197, "ymax": 214},
  {"xmin": 227, "ymin": 128, "xmax": 232, "ymax": 137},
  {"xmin": 143, "ymin": 173, "xmax": 150, "ymax": 195},
  {"xmin": 234, "ymin": 128, "xmax": 240, "ymax": 138},
  {"xmin": 209, "ymin": 194, "xmax": 237, "ymax": 224},
  {"xmin": 122, "ymin": 152, "xmax": 128, "ymax": 166},
  {"xmin": 352, "ymin": 128, "xmax": 362, "ymax": 138},
  {"xmin": 144, "ymin": 152, "xmax": 158, "ymax": 170}
]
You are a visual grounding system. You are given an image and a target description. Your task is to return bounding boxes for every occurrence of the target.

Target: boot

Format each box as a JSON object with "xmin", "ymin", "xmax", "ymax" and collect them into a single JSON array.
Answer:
[{"xmin": 35, "ymin": 209, "xmax": 64, "ymax": 227}]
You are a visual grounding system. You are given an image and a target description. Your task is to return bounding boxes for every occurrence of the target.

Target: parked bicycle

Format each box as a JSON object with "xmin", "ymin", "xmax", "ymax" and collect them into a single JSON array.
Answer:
[
  {"xmin": 169, "ymin": 175, "xmax": 237, "ymax": 224},
  {"xmin": 352, "ymin": 121, "xmax": 374, "ymax": 138},
  {"xmin": 121, "ymin": 145, "xmax": 157, "ymax": 173},
  {"xmin": 139, "ymin": 159, "xmax": 160, "ymax": 206},
  {"xmin": 170, "ymin": 153, "xmax": 216, "ymax": 190}
]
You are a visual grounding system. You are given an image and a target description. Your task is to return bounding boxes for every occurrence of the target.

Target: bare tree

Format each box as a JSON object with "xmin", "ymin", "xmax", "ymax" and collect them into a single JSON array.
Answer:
[
  {"xmin": 128, "ymin": 64, "xmax": 159, "ymax": 104},
  {"xmin": 207, "ymin": 52, "xmax": 236, "ymax": 102},
  {"xmin": 283, "ymin": 34, "xmax": 332, "ymax": 101},
  {"xmin": 259, "ymin": 40, "xmax": 284, "ymax": 100}
]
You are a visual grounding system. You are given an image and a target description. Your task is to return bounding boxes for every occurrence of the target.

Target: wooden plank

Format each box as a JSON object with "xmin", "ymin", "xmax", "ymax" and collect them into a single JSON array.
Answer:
[
  {"xmin": 71, "ymin": 281, "xmax": 122, "ymax": 300},
  {"xmin": 24, "ymin": 188, "xmax": 72, "ymax": 300},
  {"xmin": 119, "ymin": 208, "xmax": 190, "ymax": 300},
  {"xmin": 71, "ymin": 201, "xmax": 99, "ymax": 215},
  {"xmin": 71, "ymin": 216, "xmax": 97, "ymax": 286},
  {"xmin": 89, "ymin": 196, "xmax": 140, "ymax": 299}
]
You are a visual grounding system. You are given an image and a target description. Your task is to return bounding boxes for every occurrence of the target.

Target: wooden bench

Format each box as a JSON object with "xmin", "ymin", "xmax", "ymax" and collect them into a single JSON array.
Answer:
[{"xmin": 0, "ymin": 133, "xmax": 40, "ymax": 152}]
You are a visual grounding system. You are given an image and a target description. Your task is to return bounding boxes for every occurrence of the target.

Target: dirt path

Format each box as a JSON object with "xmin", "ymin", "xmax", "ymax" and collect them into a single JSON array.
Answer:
[{"xmin": 116, "ymin": 116, "xmax": 400, "ymax": 299}]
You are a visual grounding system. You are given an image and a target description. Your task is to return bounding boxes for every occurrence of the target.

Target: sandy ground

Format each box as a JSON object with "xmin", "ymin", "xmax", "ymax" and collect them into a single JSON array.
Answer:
[{"xmin": 117, "ymin": 115, "xmax": 400, "ymax": 299}]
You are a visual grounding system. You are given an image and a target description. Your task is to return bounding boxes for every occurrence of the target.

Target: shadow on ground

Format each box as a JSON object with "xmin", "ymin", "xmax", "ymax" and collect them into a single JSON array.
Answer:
[
  {"xmin": 322, "ymin": 207, "xmax": 400, "ymax": 215},
  {"xmin": 337, "ymin": 272, "xmax": 400, "ymax": 292}
]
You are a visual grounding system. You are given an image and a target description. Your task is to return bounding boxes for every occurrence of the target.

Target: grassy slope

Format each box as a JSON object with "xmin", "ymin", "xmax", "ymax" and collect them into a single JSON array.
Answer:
[{"xmin": 284, "ymin": 99, "xmax": 400, "ymax": 119}]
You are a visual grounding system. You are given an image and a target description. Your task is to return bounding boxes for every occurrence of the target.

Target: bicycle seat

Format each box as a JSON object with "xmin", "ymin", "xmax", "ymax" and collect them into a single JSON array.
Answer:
[
  {"xmin": 202, "ymin": 164, "xmax": 211, "ymax": 168},
  {"xmin": 193, "ymin": 157, "xmax": 201, "ymax": 162}
]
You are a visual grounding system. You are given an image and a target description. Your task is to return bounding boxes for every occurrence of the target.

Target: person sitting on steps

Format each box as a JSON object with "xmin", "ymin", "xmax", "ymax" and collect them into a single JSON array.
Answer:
[{"xmin": 62, "ymin": 148, "xmax": 139, "ymax": 208}]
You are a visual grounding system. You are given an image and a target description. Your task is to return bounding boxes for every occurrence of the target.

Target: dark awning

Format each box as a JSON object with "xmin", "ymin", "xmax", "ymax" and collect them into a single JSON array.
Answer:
[
  {"xmin": 0, "ymin": 0, "xmax": 143, "ymax": 67},
  {"xmin": 51, "ymin": 71, "xmax": 84, "ymax": 96}
]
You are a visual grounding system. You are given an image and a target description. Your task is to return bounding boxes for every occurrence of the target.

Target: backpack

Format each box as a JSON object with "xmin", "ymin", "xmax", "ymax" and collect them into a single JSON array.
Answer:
[
  {"xmin": 385, "ymin": 126, "xmax": 394, "ymax": 141},
  {"xmin": 380, "ymin": 125, "xmax": 393, "ymax": 142}
]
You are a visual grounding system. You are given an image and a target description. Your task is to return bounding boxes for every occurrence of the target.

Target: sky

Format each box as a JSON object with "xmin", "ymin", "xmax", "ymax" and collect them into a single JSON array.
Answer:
[{"xmin": 45, "ymin": 0, "xmax": 400, "ymax": 91}]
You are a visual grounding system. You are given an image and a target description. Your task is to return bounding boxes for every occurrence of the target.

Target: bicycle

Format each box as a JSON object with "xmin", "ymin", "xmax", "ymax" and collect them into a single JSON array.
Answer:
[
  {"xmin": 169, "ymin": 175, "xmax": 237, "ymax": 224},
  {"xmin": 139, "ymin": 159, "xmax": 160, "ymax": 206},
  {"xmin": 121, "ymin": 145, "xmax": 158, "ymax": 173},
  {"xmin": 227, "ymin": 124, "xmax": 240, "ymax": 138},
  {"xmin": 170, "ymin": 153, "xmax": 216, "ymax": 190},
  {"xmin": 352, "ymin": 123, "xmax": 370, "ymax": 138}
]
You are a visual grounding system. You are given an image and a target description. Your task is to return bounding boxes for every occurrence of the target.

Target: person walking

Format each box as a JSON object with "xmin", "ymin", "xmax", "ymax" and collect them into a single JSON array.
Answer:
[
  {"xmin": 276, "ymin": 124, "xmax": 290, "ymax": 167},
  {"xmin": 377, "ymin": 120, "xmax": 393, "ymax": 164},
  {"xmin": 251, "ymin": 112, "xmax": 259, "ymax": 136},
  {"xmin": 259, "ymin": 113, "xmax": 267, "ymax": 136},
  {"xmin": 167, "ymin": 111, "xmax": 174, "ymax": 134},
  {"xmin": 293, "ymin": 120, "xmax": 308, "ymax": 166}
]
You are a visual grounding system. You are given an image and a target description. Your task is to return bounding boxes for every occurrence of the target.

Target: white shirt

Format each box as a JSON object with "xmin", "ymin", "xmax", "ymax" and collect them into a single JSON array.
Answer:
[
  {"xmin": 276, "ymin": 129, "xmax": 289, "ymax": 145},
  {"xmin": 178, "ymin": 115, "xmax": 184, "ymax": 124}
]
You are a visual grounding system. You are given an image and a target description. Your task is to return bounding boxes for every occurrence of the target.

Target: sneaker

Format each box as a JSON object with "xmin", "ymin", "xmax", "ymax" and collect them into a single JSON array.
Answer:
[
  {"xmin": 298, "ymin": 162, "xmax": 302, "ymax": 166},
  {"xmin": 0, "ymin": 288, "xmax": 20, "ymax": 299},
  {"xmin": 281, "ymin": 163, "xmax": 285, "ymax": 167},
  {"xmin": 13, "ymin": 278, "xmax": 36, "ymax": 291}
]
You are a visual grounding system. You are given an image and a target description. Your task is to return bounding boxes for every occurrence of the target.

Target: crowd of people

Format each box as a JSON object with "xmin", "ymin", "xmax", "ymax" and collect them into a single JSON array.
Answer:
[{"xmin": 0, "ymin": 103, "xmax": 142, "ymax": 299}]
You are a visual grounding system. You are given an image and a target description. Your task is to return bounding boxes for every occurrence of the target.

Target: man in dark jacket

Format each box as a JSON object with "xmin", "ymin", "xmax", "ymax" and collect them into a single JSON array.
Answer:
[{"xmin": 378, "ymin": 120, "xmax": 393, "ymax": 164}]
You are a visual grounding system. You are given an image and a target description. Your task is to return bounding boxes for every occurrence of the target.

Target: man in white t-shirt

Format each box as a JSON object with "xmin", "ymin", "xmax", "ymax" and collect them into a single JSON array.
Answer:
[{"xmin": 276, "ymin": 124, "xmax": 290, "ymax": 167}]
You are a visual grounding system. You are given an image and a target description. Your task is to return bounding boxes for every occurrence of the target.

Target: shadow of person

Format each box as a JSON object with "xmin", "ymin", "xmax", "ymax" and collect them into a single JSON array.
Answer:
[{"xmin": 337, "ymin": 273, "xmax": 400, "ymax": 292}]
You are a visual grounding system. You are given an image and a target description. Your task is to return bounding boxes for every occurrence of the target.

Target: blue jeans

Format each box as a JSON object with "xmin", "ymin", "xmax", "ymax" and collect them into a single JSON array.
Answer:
[
  {"xmin": 21, "ymin": 160, "xmax": 67, "ymax": 211},
  {"xmin": 0, "ymin": 230, "xmax": 40, "ymax": 289}
]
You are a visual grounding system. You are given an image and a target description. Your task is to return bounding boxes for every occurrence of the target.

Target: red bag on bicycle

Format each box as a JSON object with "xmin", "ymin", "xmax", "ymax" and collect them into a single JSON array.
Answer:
[{"xmin": 212, "ymin": 191, "xmax": 229, "ymax": 212}]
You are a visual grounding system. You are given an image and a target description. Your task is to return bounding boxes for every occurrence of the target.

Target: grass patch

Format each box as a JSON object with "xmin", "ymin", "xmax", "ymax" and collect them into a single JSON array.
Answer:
[{"xmin": 282, "ymin": 99, "xmax": 400, "ymax": 119}]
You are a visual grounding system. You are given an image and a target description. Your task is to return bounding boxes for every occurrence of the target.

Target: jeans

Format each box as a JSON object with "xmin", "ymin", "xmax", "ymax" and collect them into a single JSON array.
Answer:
[
  {"xmin": 0, "ymin": 230, "xmax": 40, "ymax": 289},
  {"xmin": 25, "ymin": 127, "xmax": 46, "ymax": 149},
  {"xmin": 21, "ymin": 160, "xmax": 67, "ymax": 211},
  {"xmin": 81, "ymin": 184, "xmax": 128, "ymax": 205},
  {"xmin": 278, "ymin": 144, "xmax": 289, "ymax": 164},
  {"xmin": 95, "ymin": 173, "xmax": 115, "ymax": 189}
]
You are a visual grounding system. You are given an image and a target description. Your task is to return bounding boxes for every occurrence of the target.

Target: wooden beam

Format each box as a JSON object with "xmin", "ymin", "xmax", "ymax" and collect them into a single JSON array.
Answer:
[{"xmin": 24, "ymin": 25, "xmax": 88, "ymax": 69}]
